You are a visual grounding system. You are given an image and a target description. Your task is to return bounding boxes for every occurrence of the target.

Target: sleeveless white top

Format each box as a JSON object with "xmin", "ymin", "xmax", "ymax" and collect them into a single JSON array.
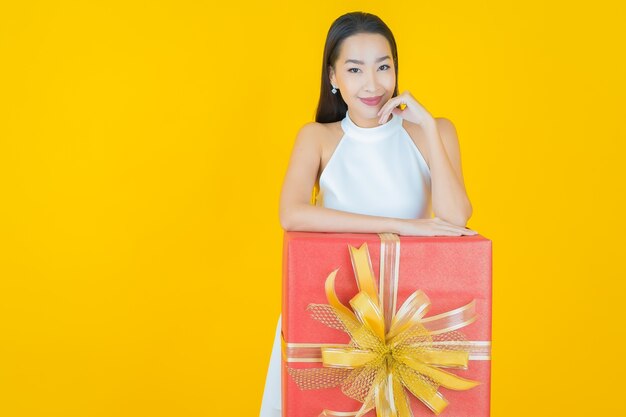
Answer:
[{"xmin": 314, "ymin": 109, "xmax": 432, "ymax": 219}]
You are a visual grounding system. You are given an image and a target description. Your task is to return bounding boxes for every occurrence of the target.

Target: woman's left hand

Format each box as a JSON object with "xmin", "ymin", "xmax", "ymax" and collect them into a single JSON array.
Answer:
[{"xmin": 377, "ymin": 90, "xmax": 436, "ymax": 128}]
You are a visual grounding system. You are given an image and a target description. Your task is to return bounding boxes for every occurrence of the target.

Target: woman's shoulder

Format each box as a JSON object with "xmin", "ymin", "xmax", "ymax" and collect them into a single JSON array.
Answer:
[
  {"xmin": 299, "ymin": 119, "xmax": 342, "ymax": 133},
  {"xmin": 402, "ymin": 116, "xmax": 454, "ymax": 134},
  {"xmin": 400, "ymin": 117, "xmax": 452, "ymax": 169},
  {"xmin": 295, "ymin": 120, "xmax": 342, "ymax": 144},
  {"xmin": 401, "ymin": 116, "xmax": 444, "ymax": 131}
]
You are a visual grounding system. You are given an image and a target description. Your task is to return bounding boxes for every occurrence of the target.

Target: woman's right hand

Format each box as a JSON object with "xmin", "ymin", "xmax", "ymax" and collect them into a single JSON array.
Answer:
[{"xmin": 396, "ymin": 217, "xmax": 478, "ymax": 236}]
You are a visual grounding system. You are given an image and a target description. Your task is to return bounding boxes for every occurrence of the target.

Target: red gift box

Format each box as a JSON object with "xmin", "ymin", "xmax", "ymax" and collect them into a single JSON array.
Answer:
[{"xmin": 281, "ymin": 232, "xmax": 492, "ymax": 417}]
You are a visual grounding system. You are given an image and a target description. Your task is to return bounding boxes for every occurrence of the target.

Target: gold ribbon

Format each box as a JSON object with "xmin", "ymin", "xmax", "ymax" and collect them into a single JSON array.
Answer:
[{"xmin": 284, "ymin": 233, "xmax": 491, "ymax": 417}]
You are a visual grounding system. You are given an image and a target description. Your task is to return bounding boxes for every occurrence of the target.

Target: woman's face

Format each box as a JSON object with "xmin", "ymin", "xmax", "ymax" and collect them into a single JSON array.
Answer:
[{"xmin": 329, "ymin": 32, "xmax": 396, "ymax": 126}]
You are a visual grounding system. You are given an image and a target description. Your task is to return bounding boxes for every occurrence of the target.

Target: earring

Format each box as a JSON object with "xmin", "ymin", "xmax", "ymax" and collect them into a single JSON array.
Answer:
[{"xmin": 331, "ymin": 85, "xmax": 338, "ymax": 94}]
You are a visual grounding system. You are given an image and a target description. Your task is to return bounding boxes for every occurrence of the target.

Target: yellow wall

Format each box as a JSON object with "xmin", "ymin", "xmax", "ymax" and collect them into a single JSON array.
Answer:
[{"xmin": 1, "ymin": 1, "xmax": 624, "ymax": 416}]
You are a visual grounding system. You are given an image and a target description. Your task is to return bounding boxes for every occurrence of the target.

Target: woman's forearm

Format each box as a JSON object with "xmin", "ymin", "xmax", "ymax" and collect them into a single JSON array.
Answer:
[
  {"xmin": 280, "ymin": 203, "xmax": 403, "ymax": 234},
  {"xmin": 423, "ymin": 123, "xmax": 472, "ymax": 226}
]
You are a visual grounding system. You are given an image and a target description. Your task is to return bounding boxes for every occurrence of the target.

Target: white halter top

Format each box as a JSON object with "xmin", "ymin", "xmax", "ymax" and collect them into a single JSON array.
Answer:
[{"xmin": 314, "ymin": 109, "xmax": 432, "ymax": 219}]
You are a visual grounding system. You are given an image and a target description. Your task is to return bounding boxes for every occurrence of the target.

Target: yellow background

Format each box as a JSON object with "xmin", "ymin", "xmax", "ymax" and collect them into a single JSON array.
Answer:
[{"xmin": 1, "ymin": 1, "xmax": 625, "ymax": 416}]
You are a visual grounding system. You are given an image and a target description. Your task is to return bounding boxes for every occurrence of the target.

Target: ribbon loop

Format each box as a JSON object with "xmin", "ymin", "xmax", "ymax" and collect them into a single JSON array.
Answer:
[
  {"xmin": 387, "ymin": 290, "xmax": 431, "ymax": 342},
  {"xmin": 350, "ymin": 291, "xmax": 386, "ymax": 342},
  {"xmin": 348, "ymin": 243, "xmax": 380, "ymax": 304}
]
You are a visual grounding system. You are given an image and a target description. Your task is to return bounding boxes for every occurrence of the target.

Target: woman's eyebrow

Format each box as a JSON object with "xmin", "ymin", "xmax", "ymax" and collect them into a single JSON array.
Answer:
[{"xmin": 344, "ymin": 55, "xmax": 390, "ymax": 65}]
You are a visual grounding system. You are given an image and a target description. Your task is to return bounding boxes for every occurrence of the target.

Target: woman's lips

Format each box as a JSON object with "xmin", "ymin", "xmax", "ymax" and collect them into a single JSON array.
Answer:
[{"xmin": 359, "ymin": 95, "xmax": 382, "ymax": 106}]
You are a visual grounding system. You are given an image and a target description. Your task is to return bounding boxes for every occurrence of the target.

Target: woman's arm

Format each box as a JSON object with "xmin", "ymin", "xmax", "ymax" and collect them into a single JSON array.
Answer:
[
  {"xmin": 279, "ymin": 122, "xmax": 403, "ymax": 233},
  {"xmin": 423, "ymin": 118, "xmax": 473, "ymax": 227},
  {"xmin": 282, "ymin": 203, "xmax": 403, "ymax": 233}
]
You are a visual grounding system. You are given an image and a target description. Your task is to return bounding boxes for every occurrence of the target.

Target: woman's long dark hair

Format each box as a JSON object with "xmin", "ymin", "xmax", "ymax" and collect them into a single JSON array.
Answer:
[{"xmin": 315, "ymin": 12, "xmax": 400, "ymax": 123}]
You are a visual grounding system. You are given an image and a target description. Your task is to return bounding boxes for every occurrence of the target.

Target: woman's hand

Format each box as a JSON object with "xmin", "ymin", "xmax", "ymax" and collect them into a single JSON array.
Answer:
[
  {"xmin": 377, "ymin": 90, "xmax": 436, "ymax": 128},
  {"xmin": 395, "ymin": 217, "xmax": 478, "ymax": 236}
]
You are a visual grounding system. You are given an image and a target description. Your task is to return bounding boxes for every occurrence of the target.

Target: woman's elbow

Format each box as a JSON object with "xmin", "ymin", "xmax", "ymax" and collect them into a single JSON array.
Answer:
[
  {"xmin": 279, "ymin": 210, "xmax": 291, "ymax": 230},
  {"xmin": 441, "ymin": 216, "xmax": 468, "ymax": 228},
  {"xmin": 437, "ymin": 208, "xmax": 472, "ymax": 228},
  {"xmin": 279, "ymin": 202, "xmax": 311, "ymax": 231},
  {"xmin": 454, "ymin": 206, "xmax": 473, "ymax": 228},
  {"xmin": 279, "ymin": 206, "xmax": 298, "ymax": 231}
]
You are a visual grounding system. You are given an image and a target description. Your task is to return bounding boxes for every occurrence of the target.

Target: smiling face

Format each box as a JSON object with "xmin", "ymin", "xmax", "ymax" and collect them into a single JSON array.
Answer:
[{"xmin": 329, "ymin": 32, "xmax": 396, "ymax": 127}]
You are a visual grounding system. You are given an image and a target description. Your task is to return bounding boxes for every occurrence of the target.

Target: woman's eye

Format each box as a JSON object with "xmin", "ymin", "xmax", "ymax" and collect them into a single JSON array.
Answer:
[{"xmin": 348, "ymin": 65, "xmax": 391, "ymax": 73}]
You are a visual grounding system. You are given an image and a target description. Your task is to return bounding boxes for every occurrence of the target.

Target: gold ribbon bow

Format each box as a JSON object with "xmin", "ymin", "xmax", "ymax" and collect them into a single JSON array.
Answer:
[{"xmin": 285, "ymin": 233, "xmax": 491, "ymax": 417}]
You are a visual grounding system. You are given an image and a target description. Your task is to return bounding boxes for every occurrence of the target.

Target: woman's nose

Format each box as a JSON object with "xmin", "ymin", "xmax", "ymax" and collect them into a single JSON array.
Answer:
[{"xmin": 364, "ymin": 71, "xmax": 380, "ymax": 92}]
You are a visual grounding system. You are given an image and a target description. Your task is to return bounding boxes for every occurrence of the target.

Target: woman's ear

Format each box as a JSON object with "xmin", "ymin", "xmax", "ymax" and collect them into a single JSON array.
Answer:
[{"xmin": 328, "ymin": 66, "xmax": 335, "ymax": 86}]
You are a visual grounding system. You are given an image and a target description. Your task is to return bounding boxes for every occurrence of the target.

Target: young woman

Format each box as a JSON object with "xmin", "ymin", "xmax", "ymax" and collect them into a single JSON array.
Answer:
[{"xmin": 260, "ymin": 11, "xmax": 477, "ymax": 417}]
